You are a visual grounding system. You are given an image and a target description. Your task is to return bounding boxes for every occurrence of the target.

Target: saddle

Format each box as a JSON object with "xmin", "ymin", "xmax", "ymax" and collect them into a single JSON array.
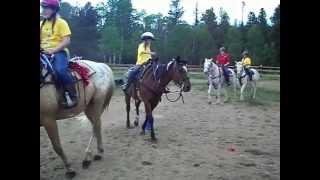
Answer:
[
  {"xmin": 126, "ymin": 58, "xmax": 165, "ymax": 98},
  {"xmin": 238, "ymin": 68, "xmax": 254, "ymax": 86},
  {"xmin": 40, "ymin": 53, "xmax": 93, "ymax": 104}
]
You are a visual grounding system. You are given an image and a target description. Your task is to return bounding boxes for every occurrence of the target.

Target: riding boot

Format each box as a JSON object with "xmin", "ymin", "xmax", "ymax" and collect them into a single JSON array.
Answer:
[
  {"xmin": 122, "ymin": 80, "xmax": 129, "ymax": 91},
  {"xmin": 122, "ymin": 79, "xmax": 131, "ymax": 91},
  {"xmin": 62, "ymin": 84, "xmax": 78, "ymax": 108},
  {"xmin": 225, "ymin": 77, "xmax": 231, "ymax": 86}
]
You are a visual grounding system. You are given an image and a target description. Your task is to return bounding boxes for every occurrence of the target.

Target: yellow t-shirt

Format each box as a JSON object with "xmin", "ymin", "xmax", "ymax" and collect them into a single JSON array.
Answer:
[
  {"xmin": 136, "ymin": 43, "xmax": 151, "ymax": 65},
  {"xmin": 241, "ymin": 57, "xmax": 252, "ymax": 66},
  {"xmin": 40, "ymin": 17, "xmax": 71, "ymax": 53}
]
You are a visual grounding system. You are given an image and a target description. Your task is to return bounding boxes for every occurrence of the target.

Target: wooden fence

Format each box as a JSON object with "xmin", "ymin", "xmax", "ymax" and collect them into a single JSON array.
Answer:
[{"xmin": 108, "ymin": 64, "xmax": 280, "ymax": 74}]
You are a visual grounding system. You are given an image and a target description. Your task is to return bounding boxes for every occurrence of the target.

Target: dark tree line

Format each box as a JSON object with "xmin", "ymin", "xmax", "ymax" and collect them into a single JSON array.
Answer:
[{"xmin": 52, "ymin": 0, "xmax": 280, "ymax": 66}]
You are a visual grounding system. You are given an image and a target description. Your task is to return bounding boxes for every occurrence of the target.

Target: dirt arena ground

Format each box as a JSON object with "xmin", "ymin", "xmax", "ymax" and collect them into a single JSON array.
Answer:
[{"xmin": 41, "ymin": 80, "xmax": 280, "ymax": 180}]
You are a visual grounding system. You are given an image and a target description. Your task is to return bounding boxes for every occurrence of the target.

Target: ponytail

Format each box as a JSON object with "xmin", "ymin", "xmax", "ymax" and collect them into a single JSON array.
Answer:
[{"xmin": 40, "ymin": 13, "xmax": 57, "ymax": 37}]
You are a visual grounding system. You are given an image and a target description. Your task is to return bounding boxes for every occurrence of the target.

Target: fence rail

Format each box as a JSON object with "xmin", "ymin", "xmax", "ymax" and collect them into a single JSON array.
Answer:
[{"xmin": 108, "ymin": 64, "xmax": 280, "ymax": 74}]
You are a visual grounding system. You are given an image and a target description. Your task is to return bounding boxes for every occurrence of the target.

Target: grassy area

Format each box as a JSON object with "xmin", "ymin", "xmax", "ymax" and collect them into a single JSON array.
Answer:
[
  {"xmin": 187, "ymin": 71, "xmax": 280, "ymax": 106},
  {"xmin": 111, "ymin": 69, "xmax": 280, "ymax": 106}
]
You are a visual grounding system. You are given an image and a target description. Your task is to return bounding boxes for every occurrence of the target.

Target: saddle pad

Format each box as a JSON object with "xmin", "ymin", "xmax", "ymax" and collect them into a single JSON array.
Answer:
[{"xmin": 69, "ymin": 62, "xmax": 92, "ymax": 87}]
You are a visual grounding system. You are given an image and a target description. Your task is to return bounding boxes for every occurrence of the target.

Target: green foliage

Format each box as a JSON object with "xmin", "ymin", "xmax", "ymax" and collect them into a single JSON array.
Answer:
[{"xmin": 51, "ymin": 1, "xmax": 280, "ymax": 66}]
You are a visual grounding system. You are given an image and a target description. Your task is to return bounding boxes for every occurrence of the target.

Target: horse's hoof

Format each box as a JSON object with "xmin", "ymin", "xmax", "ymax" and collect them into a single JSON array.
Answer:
[
  {"xmin": 134, "ymin": 121, "xmax": 139, "ymax": 127},
  {"xmin": 93, "ymin": 155, "xmax": 102, "ymax": 161},
  {"xmin": 65, "ymin": 170, "xmax": 76, "ymax": 178},
  {"xmin": 82, "ymin": 160, "xmax": 91, "ymax": 169},
  {"xmin": 151, "ymin": 137, "xmax": 158, "ymax": 143},
  {"xmin": 208, "ymin": 101, "xmax": 212, "ymax": 105}
]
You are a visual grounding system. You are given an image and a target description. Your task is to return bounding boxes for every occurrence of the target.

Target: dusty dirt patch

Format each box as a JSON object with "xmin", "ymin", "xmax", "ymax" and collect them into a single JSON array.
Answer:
[{"xmin": 41, "ymin": 90, "xmax": 280, "ymax": 180}]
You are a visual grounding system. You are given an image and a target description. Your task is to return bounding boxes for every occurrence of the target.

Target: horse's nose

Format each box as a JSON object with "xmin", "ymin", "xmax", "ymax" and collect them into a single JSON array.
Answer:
[{"xmin": 184, "ymin": 84, "xmax": 191, "ymax": 92}]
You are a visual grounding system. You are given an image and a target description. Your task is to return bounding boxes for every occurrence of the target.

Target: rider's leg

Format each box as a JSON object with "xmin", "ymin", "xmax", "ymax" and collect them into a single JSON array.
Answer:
[
  {"xmin": 123, "ymin": 66, "xmax": 140, "ymax": 90},
  {"xmin": 244, "ymin": 67, "xmax": 252, "ymax": 81},
  {"xmin": 53, "ymin": 51, "xmax": 77, "ymax": 107},
  {"xmin": 223, "ymin": 66, "xmax": 230, "ymax": 85}
]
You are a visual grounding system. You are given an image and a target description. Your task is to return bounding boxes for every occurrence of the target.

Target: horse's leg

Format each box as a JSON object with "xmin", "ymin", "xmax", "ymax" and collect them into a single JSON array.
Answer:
[
  {"xmin": 43, "ymin": 119, "xmax": 76, "ymax": 178},
  {"xmin": 252, "ymin": 81, "xmax": 257, "ymax": 99},
  {"xmin": 125, "ymin": 94, "xmax": 131, "ymax": 128},
  {"xmin": 216, "ymin": 84, "xmax": 221, "ymax": 104},
  {"xmin": 233, "ymin": 77, "xmax": 237, "ymax": 98},
  {"xmin": 134, "ymin": 100, "xmax": 141, "ymax": 127},
  {"xmin": 83, "ymin": 102, "xmax": 105, "ymax": 168},
  {"xmin": 223, "ymin": 87, "xmax": 229, "ymax": 103},
  {"xmin": 149, "ymin": 100, "xmax": 160, "ymax": 142},
  {"xmin": 140, "ymin": 114, "xmax": 147, "ymax": 135},
  {"xmin": 240, "ymin": 83, "xmax": 247, "ymax": 101},
  {"xmin": 208, "ymin": 83, "xmax": 212, "ymax": 104},
  {"xmin": 141, "ymin": 101, "xmax": 157, "ymax": 141}
]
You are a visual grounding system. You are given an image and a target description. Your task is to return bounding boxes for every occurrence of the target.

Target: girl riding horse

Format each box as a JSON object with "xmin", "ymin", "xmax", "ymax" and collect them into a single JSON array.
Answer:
[
  {"xmin": 40, "ymin": 0, "xmax": 77, "ymax": 108},
  {"xmin": 122, "ymin": 32, "xmax": 157, "ymax": 91}
]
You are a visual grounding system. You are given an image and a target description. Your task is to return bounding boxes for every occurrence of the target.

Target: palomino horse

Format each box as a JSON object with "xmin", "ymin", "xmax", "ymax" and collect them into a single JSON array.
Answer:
[
  {"xmin": 123, "ymin": 57, "xmax": 191, "ymax": 141},
  {"xmin": 40, "ymin": 57, "xmax": 114, "ymax": 178},
  {"xmin": 203, "ymin": 58, "xmax": 236, "ymax": 104},
  {"xmin": 235, "ymin": 61, "xmax": 260, "ymax": 101}
]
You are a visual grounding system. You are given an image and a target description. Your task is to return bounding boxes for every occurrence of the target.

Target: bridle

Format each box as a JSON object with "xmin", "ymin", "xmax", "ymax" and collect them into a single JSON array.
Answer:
[{"xmin": 142, "ymin": 60, "xmax": 189, "ymax": 104}]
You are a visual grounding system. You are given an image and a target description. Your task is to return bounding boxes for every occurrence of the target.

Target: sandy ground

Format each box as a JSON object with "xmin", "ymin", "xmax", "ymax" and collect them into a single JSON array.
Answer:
[{"xmin": 40, "ymin": 89, "xmax": 280, "ymax": 180}]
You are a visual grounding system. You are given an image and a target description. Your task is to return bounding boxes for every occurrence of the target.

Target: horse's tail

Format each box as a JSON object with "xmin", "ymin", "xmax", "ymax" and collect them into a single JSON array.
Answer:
[{"xmin": 103, "ymin": 87, "xmax": 113, "ymax": 111}]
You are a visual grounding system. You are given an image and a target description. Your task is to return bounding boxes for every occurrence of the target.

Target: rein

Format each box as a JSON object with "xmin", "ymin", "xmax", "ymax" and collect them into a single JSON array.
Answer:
[{"xmin": 164, "ymin": 85, "xmax": 185, "ymax": 103}]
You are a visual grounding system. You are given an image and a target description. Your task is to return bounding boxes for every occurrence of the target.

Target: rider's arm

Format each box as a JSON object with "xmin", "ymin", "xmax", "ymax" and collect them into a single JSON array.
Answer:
[
  {"xmin": 45, "ymin": 19, "xmax": 71, "ymax": 54},
  {"xmin": 50, "ymin": 36, "xmax": 70, "ymax": 54}
]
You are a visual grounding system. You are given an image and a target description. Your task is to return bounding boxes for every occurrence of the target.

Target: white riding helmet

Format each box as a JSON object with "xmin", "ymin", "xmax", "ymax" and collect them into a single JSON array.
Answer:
[{"xmin": 141, "ymin": 32, "xmax": 155, "ymax": 40}]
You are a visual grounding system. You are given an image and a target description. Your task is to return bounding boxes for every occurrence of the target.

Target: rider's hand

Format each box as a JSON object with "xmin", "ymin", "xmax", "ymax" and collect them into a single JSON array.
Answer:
[{"xmin": 44, "ymin": 48, "xmax": 56, "ymax": 55}]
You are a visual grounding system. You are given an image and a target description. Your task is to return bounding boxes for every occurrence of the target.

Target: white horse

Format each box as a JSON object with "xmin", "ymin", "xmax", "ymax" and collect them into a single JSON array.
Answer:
[
  {"xmin": 203, "ymin": 58, "xmax": 236, "ymax": 104},
  {"xmin": 235, "ymin": 61, "xmax": 260, "ymax": 101}
]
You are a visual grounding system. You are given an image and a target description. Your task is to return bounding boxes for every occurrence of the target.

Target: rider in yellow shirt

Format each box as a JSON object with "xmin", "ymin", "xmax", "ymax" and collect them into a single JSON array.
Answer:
[
  {"xmin": 122, "ymin": 32, "xmax": 156, "ymax": 91},
  {"xmin": 241, "ymin": 50, "xmax": 253, "ymax": 81},
  {"xmin": 40, "ymin": 0, "xmax": 77, "ymax": 108}
]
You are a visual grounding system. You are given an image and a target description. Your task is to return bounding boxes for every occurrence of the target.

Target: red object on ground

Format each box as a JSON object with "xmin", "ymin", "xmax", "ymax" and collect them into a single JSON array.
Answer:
[
  {"xmin": 69, "ymin": 62, "xmax": 90, "ymax": 86},
  {"xmin": 228, "ymin": 144, "xmax": 236, "ymax": 152}
]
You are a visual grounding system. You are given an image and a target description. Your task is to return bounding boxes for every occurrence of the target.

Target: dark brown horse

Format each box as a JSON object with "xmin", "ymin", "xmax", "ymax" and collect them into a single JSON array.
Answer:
[{"xmin": 124, "ymin": 57, "xmax": 191, "ymax": 141}]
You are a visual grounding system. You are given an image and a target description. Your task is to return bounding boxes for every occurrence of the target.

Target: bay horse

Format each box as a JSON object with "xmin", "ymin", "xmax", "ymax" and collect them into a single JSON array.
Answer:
[
  {"xmin": 203, "ymin": 58, "xmax": 236, "ymax": 104},
  {"xmin": 123, "ymin": 57, "xmax": 191, "ymax": 141},
  {"xmin": 235, "ymin": 61, "xmax": 260, "ymax": 101},
  {"xmin": 40, "ymin": 55, "xmax": 114, "ymax": 178}
]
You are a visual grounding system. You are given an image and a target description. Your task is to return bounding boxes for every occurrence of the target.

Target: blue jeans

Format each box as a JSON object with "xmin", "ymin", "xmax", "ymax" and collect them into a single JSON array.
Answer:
[
  {"xmin": 244, "ymin": 67, "xmax": 253, "ymax": 80},
  {"xmin": 127, "ymin": 65, "xmax": 142, "ymax": 85},
  {"xmin": 52, "ymin": 51, "xmax": 74, "ymax": 87},
  {"xmin": 221, "ymin": 66, "xmax": 229, "ymax": 78}
]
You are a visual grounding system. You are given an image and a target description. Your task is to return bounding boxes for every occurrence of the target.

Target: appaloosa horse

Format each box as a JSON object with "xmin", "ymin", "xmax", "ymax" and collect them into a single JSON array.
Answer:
[
  {"xmin": 235, "ymin": 61, "xmax": 260, "ymax": 101},
  {"xmin": 123, "ymin": 57, "xmax": 191, "ymax": 141},
  {"xmin": 40, "ymin": 54, "xmax": 114, "ymax": 178},
  {"xmin": 203, "ymin": 58, "xmax": 236, "ymax": 104}
]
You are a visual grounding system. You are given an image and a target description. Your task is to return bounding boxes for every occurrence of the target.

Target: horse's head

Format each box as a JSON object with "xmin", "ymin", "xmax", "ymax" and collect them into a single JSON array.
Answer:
[
  {"xmin": 203, "ymin": 58, "xmax": 213, "ymax": 74},
  {"xmin": 167, "ymin": 56, "xmax": 191, "ymax": 92},
  {"xmin": 235, "ymin": 61, "xmax": 243, "ymax": 76},
  {"xmin": 203, "ymin": 58, "xmax": 219, "ymax": 76}
]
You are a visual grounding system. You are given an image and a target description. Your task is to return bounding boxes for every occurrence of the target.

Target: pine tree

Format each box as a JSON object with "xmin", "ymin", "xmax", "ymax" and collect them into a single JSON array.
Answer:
[{"xmin": 168, "ymin": 0, "xmax": 184, "ymax": 29}]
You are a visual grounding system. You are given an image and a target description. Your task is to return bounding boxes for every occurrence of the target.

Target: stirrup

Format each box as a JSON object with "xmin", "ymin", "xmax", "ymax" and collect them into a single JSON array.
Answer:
[
  {"xmin": 62, "ymin": 93, "xmax": 78, "ymax": 109},
  {"xmin": 62, "ymin": 100, "xmax": 77, "ymax": 109}
]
